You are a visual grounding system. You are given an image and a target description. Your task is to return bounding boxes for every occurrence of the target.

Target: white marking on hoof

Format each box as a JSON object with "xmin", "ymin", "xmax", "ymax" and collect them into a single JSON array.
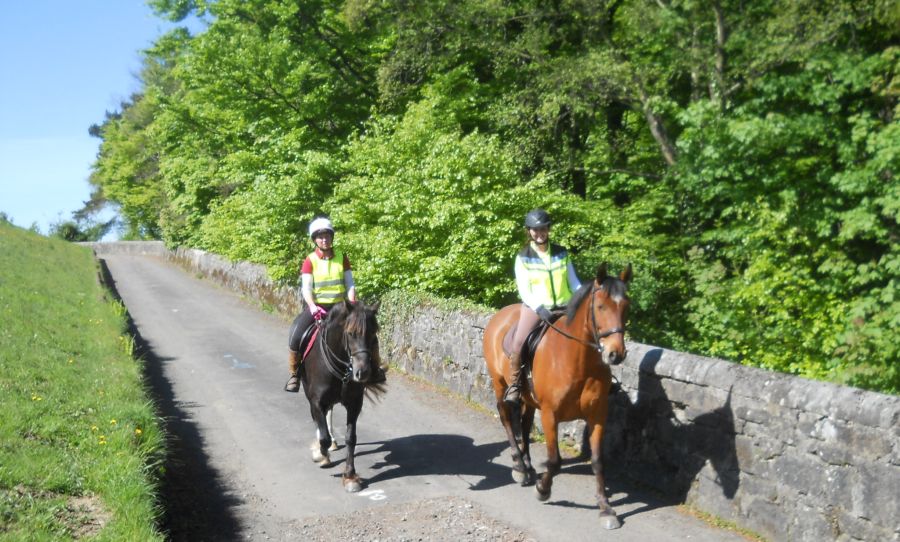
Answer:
[
  {"xmin": 310, "ymin": 440, "xmax": 329, "ymax": 466},
  {"xmin": 511, "ymin": 469, "xmax": 526, "ymax": 484}
]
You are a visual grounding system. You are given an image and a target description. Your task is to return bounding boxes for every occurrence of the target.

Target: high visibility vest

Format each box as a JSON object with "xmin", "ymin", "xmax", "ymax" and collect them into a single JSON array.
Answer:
[
  {"xmin": 310, "ymin": 250, "xmax": 346, "ymax": 303},
  {"xmin": 518, "ymin": 243, "xmax": 573, "ymax": 308}
]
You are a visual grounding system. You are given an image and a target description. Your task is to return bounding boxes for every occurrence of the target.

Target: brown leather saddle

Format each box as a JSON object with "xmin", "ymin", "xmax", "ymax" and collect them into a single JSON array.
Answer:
[{"xmin": 501, "ymin": 310, "xmax": 565, "ymax": 388}]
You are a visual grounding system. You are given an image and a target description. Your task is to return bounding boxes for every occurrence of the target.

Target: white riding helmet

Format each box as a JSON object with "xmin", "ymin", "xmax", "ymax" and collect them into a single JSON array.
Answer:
[{"xmin": 308, "ymin": 217, "xmax": 335, "ymax": 238}]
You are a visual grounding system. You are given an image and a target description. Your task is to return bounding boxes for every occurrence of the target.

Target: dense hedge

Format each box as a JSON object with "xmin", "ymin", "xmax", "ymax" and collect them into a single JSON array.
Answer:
[{"xmin": 85, "ymin": 0, "xmax": 898, "ymax": 393}]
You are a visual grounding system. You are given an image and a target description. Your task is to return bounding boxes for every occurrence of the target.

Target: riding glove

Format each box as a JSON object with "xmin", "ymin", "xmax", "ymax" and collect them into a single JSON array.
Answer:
[{"xmin": 536, "ymin": 305, "xmax": 553, "ymax": 321}]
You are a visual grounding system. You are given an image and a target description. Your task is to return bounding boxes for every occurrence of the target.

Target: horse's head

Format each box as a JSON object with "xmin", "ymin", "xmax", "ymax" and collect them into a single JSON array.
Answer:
[
  {"xmin": 590, "ymin": 263, "xmax": 632, "ymax": 366},
  {"xmin": 333, "ymin": 299, "xmax": 381, "ymax": 383}
]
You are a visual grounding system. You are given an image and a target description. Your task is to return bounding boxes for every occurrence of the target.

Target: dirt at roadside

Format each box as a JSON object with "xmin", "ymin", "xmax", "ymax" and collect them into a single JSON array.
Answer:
[{"xmin": 275, "ymin": 496, "xmax": 535, "ymax": 542}]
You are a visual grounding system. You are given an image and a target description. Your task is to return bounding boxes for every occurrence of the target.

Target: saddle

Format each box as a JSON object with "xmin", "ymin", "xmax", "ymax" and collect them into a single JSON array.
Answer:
[{"xmin": 501, "ymin": 309, "xmax": 565, "ymax": 387}]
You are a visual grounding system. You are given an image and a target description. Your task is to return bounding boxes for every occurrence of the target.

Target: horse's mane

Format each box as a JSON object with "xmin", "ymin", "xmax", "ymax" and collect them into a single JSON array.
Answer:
[
  {"xmin": 328, "ymin": 301, "xmax": 379, "ymax": 336},
  {"xmin": 565, "ymin": 276, "xmax": 628, "ymax": 324}
]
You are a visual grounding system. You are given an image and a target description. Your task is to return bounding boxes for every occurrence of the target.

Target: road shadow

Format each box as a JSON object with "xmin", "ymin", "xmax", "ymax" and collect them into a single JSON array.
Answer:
[
  {"xmin": 98, "ymin": 258, "xmax": 244, "ymax": 541},
  {"xmin": 353, "ymin": 434, "xmax": 512, "ymax": 490},
  {"xmin": 601, "ymin": 348, "xmax": 740, "ymax": 513}
]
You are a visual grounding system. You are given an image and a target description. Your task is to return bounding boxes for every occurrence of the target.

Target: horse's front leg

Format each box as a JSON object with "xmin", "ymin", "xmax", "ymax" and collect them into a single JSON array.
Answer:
[
  {"xmin": 536, "ymin": 410, "xmax": 561, "ymax": 501},
  {"xmin": 341, "ymin": 396, "xmax": 364, "ymax": 493},
  {"xmin": 308, "ymin": 401, "xmax": 333, "ymax": 467},
  {"xmin": 497, "ymin": 400, "xmax": 531, "ymax": 485},
  {"xmin": 326, "ymin": 407, "xmax": 339, "ymax": 451},
  {"xmin": 589, "ymin": 420, "xmax": 621, "ymax": 529}
]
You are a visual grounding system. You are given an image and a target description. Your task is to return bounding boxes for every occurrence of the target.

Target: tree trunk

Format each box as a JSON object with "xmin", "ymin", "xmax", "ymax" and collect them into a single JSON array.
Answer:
[{"xmin": 636, "ymin": 84, "xmax": 678, "ymax": 167}]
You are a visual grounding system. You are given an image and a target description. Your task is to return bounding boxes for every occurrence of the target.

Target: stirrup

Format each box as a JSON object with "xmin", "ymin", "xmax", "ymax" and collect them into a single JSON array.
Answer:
[
  {"xmin": 503, "ymin": 383, "xmax": 522, "ymax": 405},
  {"xmin": 284, "ymin": 374, "xmax": 300, "ymax": 393}
]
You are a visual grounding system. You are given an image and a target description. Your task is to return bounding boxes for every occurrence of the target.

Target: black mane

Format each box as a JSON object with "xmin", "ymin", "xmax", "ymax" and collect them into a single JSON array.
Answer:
[{"xmin": 328, "ymin": 301, "xmax": 378, "ymax": 337}]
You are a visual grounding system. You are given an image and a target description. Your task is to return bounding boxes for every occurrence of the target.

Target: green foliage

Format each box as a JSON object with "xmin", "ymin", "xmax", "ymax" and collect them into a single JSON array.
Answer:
[
  {"xmin": 198, "ymin": 150, "xmax": 339, "ymax": 280},
  {"xmin": 87, "ymin": 0, "xmax": 898, "ymax": 393}
]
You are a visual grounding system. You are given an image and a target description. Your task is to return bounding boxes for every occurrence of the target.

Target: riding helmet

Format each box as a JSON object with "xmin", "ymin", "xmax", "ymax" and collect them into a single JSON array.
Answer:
[
  {"xmin": 308, "ymin": 217, "xmax": 335, "ymax": 238},
  {"xmin": 523, "ymin": 208, "xmax": 552, "ymax": 229}
]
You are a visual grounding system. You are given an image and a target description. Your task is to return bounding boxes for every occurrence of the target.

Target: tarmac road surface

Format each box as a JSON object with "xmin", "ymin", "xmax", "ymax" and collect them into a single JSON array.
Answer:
[{"xmin": 101, "ymin": 253, "xmax": 750, "ymax": 542}]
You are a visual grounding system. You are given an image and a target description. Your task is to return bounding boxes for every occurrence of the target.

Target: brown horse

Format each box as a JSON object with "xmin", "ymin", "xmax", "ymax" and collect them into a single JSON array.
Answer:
[{"xmin": 483, "ymin": 263, "xmax": 632, "ymax": 530}]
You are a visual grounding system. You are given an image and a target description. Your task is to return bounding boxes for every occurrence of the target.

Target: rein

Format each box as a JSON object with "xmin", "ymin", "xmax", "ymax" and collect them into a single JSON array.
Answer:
[{"xmin": 540, "ymin": 284, "xmax": 625, "ymax": 353}]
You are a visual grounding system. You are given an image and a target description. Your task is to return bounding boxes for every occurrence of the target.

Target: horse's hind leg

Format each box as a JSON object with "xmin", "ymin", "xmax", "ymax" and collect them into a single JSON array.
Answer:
[
  {"xmin": 535, "ymin": 410, "xmax": 561, "ymax": 502},
  {"xmin": 518, "ymin": 405, "xmax": 537, "ymax": 485},
  {"xmin": 497, "ymin": 400, "xmax": 531, "ymax": 485},
  {"xmin": 341, "ymin": 397, "xmax": 364, "ymax": 493},
  {"xmin": 589, "ymin": 421, "xmax": 621, "ymax": 529}
]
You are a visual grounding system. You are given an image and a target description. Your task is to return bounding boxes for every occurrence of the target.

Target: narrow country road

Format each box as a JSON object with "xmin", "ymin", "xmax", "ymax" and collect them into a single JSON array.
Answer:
[{"xmin": 100, "ymin": 252, "xmax": 748, "ymax": 542}]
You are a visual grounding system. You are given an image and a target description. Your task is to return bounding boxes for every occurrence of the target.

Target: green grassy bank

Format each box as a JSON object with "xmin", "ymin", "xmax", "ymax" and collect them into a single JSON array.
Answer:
[{"xmin": 0, "ymin": 222, "xmax": 164, "ymax": 540}]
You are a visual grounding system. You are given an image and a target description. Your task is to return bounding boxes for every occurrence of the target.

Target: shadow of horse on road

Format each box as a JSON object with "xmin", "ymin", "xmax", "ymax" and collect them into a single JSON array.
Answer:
[
  {"xmin": 354, "ymin": 434, "xmax": 511, "ymax": 491},
  {"xmin": 600, "ymin": 348, "xmax": 740, "ymax": 516}
]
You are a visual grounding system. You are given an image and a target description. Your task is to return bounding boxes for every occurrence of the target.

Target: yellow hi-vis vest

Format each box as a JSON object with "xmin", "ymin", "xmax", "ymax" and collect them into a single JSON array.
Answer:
[
  {"xmin": 310, "ymin": 250, "xmax": 346, "ymax": 303},
  {"xmin": 518, "ymin": 243, "xmax": 573, "ymax": 308}
]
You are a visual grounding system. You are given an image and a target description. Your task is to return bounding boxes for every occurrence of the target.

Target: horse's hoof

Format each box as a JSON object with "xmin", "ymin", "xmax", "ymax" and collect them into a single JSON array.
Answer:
[
  {"xmin": 524, "ymin": 468, "xmax": 537, "ymax": 486},
  {"xmin": 599, "ymin": 512, "xmax": 621, "ymax": 530},
  {"xmin": 512, "ymin": 468, "xmax": 535, "ymax": 486},
  {"xmin": 310, "ymin": 446, "xmax": 330, "ymax": 467},
  {"xmin": 329, "ymin": 440, "xmax": 339, "ymax": 452},
  {"xmin": 535, "ymin": 482, "xmax": 551, "ymax": 502},
  {"xmin": 511, "ymin": 468, "xmax": 527, "ymax": 484},
  {"xmin": 343, "ymin": 477, "xmax": 363, "ymax": 493}
]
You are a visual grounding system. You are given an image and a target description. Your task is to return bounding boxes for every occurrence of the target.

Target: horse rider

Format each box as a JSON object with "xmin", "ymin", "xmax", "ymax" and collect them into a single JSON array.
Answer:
[
  {"xmin": 284, "ymin": 217, "xmax": 385, "ymax": 391},
  {"xmin": 504, "ymin": 208, "xmax": 582, "ymax": 405}
]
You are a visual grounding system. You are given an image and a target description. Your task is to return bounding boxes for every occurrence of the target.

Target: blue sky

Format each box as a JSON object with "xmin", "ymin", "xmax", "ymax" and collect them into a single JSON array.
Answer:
[{"xmin": 0, "ymin": 2, "xmax": 199, "ymax": 235}]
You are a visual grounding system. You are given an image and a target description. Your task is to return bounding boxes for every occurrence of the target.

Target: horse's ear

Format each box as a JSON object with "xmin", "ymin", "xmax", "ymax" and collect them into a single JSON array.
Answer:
[
  {"xmin": 370, "ymin": 301, "xmax": 380, "ymax": 314},
  {"xmin": 620, "ymin": 263, "xmax": 633, "ymax": 283},
  {"xmin": 595, "ymin": 262, "xmax": 608, "ymax": 283}
]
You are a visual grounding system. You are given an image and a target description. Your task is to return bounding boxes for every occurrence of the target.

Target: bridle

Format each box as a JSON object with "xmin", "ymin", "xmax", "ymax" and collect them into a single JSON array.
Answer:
[
  {"xmin": 540, "ymin": 283, "xmax": 626, "ymax": 353},
  {"xmin": 317, "ymin": 318, "xmax": 372, "ymax": 383}
]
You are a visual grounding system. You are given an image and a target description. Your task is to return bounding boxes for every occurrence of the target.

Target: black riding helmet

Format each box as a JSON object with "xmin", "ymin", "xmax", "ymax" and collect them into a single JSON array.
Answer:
[{"xmin": 523, "ymin": 208, "xmax": 552, "ymax": 229}]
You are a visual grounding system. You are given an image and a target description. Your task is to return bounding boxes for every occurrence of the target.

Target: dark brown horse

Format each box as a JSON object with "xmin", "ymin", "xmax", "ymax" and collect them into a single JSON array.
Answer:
[
  {"xmin": 300, "ymin": 299, "xmax": 385, "ymax": 492},
  {"xmin": 483, "ymin": 263, "xmax": 632, "ymax": 529}
]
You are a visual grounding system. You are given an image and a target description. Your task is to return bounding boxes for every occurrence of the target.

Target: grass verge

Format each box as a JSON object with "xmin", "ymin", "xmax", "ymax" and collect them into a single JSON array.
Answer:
[{"xmin": 0, "ymin": 222, "xmax": 164, "ymax": 541}]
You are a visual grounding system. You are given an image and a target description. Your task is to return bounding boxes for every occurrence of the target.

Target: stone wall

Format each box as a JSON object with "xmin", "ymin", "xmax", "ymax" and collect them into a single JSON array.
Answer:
[
  {"xmin": 85, "ymin": 241, "xmax": 303, "ymax": 317},
  {"xmin": 86, "ymin": 242, "xmax": 900, "ymax": 542}
]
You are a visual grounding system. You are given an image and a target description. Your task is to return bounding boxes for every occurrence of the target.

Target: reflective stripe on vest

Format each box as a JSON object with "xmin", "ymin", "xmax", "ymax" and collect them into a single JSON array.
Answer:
[
  {"xmin": 518, "ymin": 244, "xmax": 573, "ymax": 307},
  {"xmin": 310, "ymin": 250, "xmax": 346, "ymax": 303}
]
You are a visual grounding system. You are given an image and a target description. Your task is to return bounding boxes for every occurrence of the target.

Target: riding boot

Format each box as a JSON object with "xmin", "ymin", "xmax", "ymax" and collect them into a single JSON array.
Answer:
[
  {"xmin": 284, "ymin": 350, "xmax": 301, "ymax": 392},
  {"xmin": 503, "ymin": 352, "xmax": 523, "ymax": 405}
]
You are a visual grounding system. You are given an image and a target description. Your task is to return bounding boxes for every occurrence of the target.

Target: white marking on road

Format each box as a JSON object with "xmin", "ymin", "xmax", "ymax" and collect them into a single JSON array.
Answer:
[
  {"xmin": 223, "ymin": 353, "xmax": 255, "ymax": 369},
  {"xmin": 357, "ymin": 489, "xmax": 387, "ymax": 501}
]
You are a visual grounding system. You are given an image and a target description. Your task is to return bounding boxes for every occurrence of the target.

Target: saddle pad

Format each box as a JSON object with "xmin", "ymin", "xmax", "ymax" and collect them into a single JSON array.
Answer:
[{"xmin": 300, "ymin": 323, "xmax": 320, "ymax": 361}]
